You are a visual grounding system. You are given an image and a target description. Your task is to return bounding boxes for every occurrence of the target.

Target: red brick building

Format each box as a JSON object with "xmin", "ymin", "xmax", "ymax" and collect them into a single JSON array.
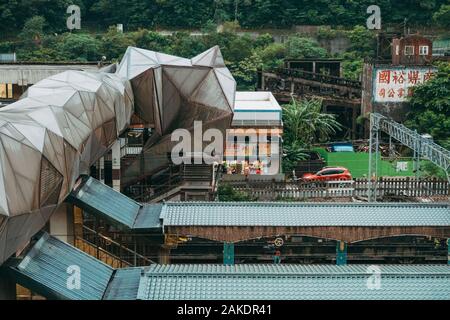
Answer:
[{"xmin": 392, "ymin": 34, "xmax": 433, "ymax": 66}]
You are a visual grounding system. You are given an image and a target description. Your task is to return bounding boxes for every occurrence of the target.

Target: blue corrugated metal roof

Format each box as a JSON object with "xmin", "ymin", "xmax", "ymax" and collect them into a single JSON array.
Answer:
[
  {"xmin": 68, "ymin": 177, "xmax": 161, "ymax": 230},
  {"xmin": 134, "ymin": 204, "xmax": 163, "ymax": 229},
  {"xmin": 161, "ymin": 202, "xmax": 450, "ymax": 227},
  {"xmin": 12, "ymin": 233, "xmax": 114, "ymax": 300},
  {"xmin": 8, "ymin": 234, "xmax": 450, "ymax": 300},
  {"xmin": 69, "ymin": 177, "xmax": 141, "ymax": 228},
  {"xmin": 138, "ymin": 264, "xmax": 450, "ymax": 300},
  {"xmin": 103, "ymin": 268, "xmax": 142, "ymax": 300}
]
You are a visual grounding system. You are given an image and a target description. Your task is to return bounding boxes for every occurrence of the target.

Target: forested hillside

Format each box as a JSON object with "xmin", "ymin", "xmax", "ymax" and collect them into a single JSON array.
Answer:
[
  {"xmin": 0, "ymin": 0, "xmax": 448, "ymax": 90},
  {"xmin": 1, "ymin": 0, "xmax": 449, "ymax": 34}
]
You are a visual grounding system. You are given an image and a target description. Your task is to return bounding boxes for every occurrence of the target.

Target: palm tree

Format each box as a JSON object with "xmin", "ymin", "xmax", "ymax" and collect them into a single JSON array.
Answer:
[
  {"xmin": 281, "ymin": 97, "xmax": 342, "ymax": 174},
  {"xmin": 282, "ymin": 96, "xmax": 342, "ymax": 148}
]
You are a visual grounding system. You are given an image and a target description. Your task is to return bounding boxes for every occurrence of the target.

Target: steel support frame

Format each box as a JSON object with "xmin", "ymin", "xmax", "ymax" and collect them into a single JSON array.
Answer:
[
  {"xmin": 368, "ymin": 115, "xmax": 380, "ymax": 202},
  {"xmin": 223, "ymin": 242, "xmax": 235, "ymax": 265},
  {"xmin": 368, "ymin": 113, "xmax": 450, "ymax": 202},
  {"xmin": 336, "ymin": 241, "xmax": 348, "ymax": 266}
]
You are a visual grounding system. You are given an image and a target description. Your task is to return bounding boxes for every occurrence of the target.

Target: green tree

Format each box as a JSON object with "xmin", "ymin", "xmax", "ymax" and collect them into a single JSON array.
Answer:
[
  {"xmin": 56, "ymin": 33, "xmax": 101, "ymax": 61},
  {"xmin": 282, "ymin": 97, "xmax": 342, "ymax": 148},
  {"xmin": 225, "ymin": 34, "xmax": 254, "ymax": 62},
  {"xmin": 253, "ymin": 42, "xmax": 285, "ymax": 70},
  {"xmin": 346, "ymin": 25, "xmax": 376, "ymax": 58},
  {"xmin": 282, "ymin": 140, "xmax": 307, "ymax": 174},
  {"xmin": 100, "ymin": 26, "xmax": 136, "ymax": 61},
  {"xmin": 229, "ymin": 53, "xmax": 262, "ymax": 90},
  {"xmin": 281, "ymin": 97, "xmax": 342, "ymax": 174},
  {"xmin": 19, "ymin": 16, "xmax": 46, "ymax": 48},
  {"xmin": 340, "ymin": 25, "xmax": 376, "ymax": 80},
  {"xmin": 168, "ymin": 32, "xmax": 207, "ymax": 58},
  {"xmin": 132, "ymin": 29, "xmax": 171, "ymax": 52},
  {"xmin": 285, "ymin": 36, "xmax": 327, "ymax": 59},
  {"xmin": 405, "ymin": 62, "xmax": 450, "ymax": 149},
  {"xmin": 433, "ymin": 4, "xmax": 450, "ymax": 27}
]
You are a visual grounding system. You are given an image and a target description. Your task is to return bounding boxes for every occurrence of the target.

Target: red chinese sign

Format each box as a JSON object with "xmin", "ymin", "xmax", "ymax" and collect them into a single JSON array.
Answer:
[{"xmin": 373, "ymin": 67, "xmax": 436, "ymax": 102}]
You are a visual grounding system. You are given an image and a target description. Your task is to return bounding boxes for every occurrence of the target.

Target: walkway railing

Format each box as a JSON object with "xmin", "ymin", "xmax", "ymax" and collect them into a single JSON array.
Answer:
[
  {"xmin": 78, "ymin": 225, "xmax": 155, "ymax": 266},
  {"xmin": 269, "ymin": 67, "xmax": 362, "ymax": 89},
  {"xmin": 226, "ymin": 177, "xmax": 449, "ymax": 201}
]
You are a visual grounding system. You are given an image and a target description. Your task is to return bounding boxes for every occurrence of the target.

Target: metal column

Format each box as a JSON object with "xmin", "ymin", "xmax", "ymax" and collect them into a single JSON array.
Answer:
[
  {"xmin": 368, "ymin": 114, "xmax": 380, "ymax": 202},
  {"xmin": 336, "ymin": 241, "xmax": 347, "ymax": 266},
  {"xmin": 223, "ymin": 242, "xmax": 235, "ymax": 265},
  {"xmin": 448, "ymin": 239, "xmax": 450, "ymax": 265},
  {"xmin": 111, "ymin": 139, "xmax": 121, "ymax": 191}
]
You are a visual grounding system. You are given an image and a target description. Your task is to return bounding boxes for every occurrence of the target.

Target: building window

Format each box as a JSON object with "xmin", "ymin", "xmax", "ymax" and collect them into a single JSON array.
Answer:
[
  {"xmin": 0, "ymin": 84, "xmax": 13, "ymax": 99},
  {"xmin": 419, "ymin": 45, "xmax": 429, "ymax": 56},
  {"xmin": 404, "ymin": 46, "xmax": 414, "ymax": 55}
]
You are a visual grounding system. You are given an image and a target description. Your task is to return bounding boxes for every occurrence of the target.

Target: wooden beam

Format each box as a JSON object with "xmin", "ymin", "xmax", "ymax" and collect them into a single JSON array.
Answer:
[{"xmin": 168, "ymin": 226, "xmax": 450, "ymax": 243}]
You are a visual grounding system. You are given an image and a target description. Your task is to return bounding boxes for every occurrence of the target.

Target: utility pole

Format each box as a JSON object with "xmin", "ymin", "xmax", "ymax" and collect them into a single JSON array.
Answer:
[{"xmin": 368, "ymin": 113, "xmax": 380, "ymax": 202}]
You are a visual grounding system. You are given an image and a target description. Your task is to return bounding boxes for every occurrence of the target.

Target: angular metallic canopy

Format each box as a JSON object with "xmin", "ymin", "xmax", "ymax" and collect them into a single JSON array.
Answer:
[
  {"xmin": 0, "ymin": 71, "xmax": 134, "ymax": 264},
  {"xmin": 117, "ymin": 46, "xmax": 235, "ymax": 184},
  {"xmin": 0, "ymin": 46, "xmax": 236, "ymax": 265}
]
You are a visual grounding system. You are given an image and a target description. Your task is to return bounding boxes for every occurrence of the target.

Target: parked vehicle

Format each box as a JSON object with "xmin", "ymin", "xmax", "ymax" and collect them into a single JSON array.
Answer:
[
  {"xmin": 294, "ymin": 151, "xmax": 326, "ymax": 178},
  {"xmin": 327, "ymin": 142, "xmax": 354, "ymax": 152},
  {"xmin": 302, "ymin": 166, "xmax": 352, "ymax": 181}
]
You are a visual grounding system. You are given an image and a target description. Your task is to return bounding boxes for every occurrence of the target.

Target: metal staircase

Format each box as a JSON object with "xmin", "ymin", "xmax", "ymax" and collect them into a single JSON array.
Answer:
[{"xmin": 368, "ymin": 113, "xmax": 450, "ymax": 201}]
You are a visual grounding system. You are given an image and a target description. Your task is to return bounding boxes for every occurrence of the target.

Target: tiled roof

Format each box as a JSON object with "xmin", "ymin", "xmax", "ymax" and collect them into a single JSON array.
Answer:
[
  {"xmin": 7, "ymin": 233, "xmax": 450, "ymax": 300},
  {"xmin": 67, "ymin": 177, "xmax": 449, "ymax": 229},
  {"xmin": 138, "ymin": 264, "xmax": 450, "ymax": 300},
  {"xmin": 161, "ymin": 202, "xmax": 450, "ymax": 227}
]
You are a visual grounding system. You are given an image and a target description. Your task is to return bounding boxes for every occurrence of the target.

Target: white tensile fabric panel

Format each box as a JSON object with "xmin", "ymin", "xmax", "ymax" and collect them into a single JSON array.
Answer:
[
  {"xmin": 0, "ymin": 150, "xmax": 8, "ymax": 216},
  {"xmin": 192, "ymin": 70, "xmax": 230, "ymax": 112},
  {"xmin": 215, "ymin": 68, "xmax": 236, "ymax": 110},
  {"xmin": 29, "ymin": 107, "xmax": 64, "ymax": 137},
  {"xmin": 0, "ymin": 45, "xmax": 236, "ymax": 267},
  {"xmin": 163, "ymin": 67, "xmax": 209, "ymax": 98},
  {"xmin": 192, "ymin": 46, "xmax": 225, "ymax": 68},
  {"xmin": 192, "ymin": 47, "xmax": 216, "ymax": 67},
  {"xmin": 0, "ymin": 68, "xmax": 134, "ymax": 266},
  {"xmin": 161, "ymin": 72, "xmax": 181, "ymax": 134}
]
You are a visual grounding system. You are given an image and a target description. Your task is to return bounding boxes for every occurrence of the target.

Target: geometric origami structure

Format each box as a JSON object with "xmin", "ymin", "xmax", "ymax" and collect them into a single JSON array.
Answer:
[
  {"xmin": 0, "ymin": 46, "xmax": 236, "ymax": 265},
  {"xmin": 116, "ymin": 46, "xmax": 235, "ymax": 184},
  {"xmin": 0, "ymin": 71, "xmax": 133, "ymax": 264}
]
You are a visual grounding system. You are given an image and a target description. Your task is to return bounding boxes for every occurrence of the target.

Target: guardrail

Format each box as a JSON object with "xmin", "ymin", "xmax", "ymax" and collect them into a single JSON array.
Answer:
[
  {"xmin": 225, "ymin": 177, "xmax": 449, "ymax": 200},
  {"xmin": 80, "ymin": 225, "xmax": 155, "ymax": 266},
  {"xmin": 269, "ymin": 68, "xmax": 362, "ymax": 89}
]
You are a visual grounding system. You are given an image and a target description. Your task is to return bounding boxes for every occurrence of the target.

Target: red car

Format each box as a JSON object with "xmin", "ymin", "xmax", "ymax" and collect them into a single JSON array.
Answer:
[{"xmin": 302, "ymin": 167, "xmax": 352, "ymax": 182}]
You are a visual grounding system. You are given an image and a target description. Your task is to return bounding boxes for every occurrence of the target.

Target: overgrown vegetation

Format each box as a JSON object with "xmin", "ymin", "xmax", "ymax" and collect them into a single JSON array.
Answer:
[
  {"xmin": 0, "ymin": 0, "xmax": 448, "ymax": 34},
  {"xmin": 281, "ymin": 98, "xmax": 342, "ymax": 173},
  {"xmin": 1, "ymin": 0, "xmax": 448, "ymax": 87},
  {"xmin": 6, "ymin": 18, "xmax": 344, "ymax": 89},
  {"xmin": 217, "ymin": 184, "xmax": 256, "ymax": 201},
  {"xmin": 405, "ymin": 61, "xmax": 450, "ymax": 179},
  {"xmin": 405, "ymin": 62, "xmax": 450, "ymax": 150}
]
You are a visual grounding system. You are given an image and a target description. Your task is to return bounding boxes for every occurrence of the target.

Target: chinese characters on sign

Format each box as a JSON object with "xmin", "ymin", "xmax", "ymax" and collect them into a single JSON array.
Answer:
[
  {"xmin": 396, "ymin": 161, "xmax": 408, "ymax": 172},
  {"xmin": 373, "ymin": 67, "xmax": 437, "ymax": 102}
]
